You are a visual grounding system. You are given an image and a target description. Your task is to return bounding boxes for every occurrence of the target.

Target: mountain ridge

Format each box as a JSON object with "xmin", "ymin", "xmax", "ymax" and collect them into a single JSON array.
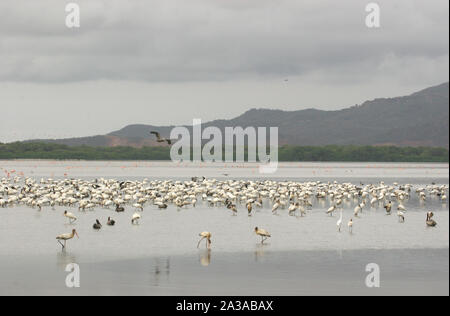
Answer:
[{"xmin": 22, "ymin": 82, "xmax": 449, "ymax": 148}]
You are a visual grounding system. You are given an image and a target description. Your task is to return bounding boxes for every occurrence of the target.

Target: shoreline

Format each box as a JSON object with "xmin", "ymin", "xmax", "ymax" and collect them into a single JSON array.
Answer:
[{"xmin": 1, "ymin": 160, "xmax": 448, "ymax": 180}]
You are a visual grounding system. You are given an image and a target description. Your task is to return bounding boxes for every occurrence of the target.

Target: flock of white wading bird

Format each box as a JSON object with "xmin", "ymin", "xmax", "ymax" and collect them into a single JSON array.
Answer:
[{"xmin": 0, "ymin": 176, "xmax": 447, "ymax": 250}]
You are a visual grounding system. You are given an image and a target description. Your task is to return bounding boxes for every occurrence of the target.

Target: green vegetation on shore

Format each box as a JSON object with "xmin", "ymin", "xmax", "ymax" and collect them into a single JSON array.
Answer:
[{"xmin": 0, "ymin": 142, "xmax": 448, "ymax": 162}]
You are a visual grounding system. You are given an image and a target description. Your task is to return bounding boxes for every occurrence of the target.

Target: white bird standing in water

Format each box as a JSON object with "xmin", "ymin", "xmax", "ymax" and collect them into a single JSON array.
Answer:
[
  {"xmin": 298, "ymin": 205, "xmax": 307, "ymax": 217},
  {"xmin": 197, "ymin": 231, "xmax": 212, "ymax": 249},
  {"xmin": 397, "ymin": 210, "xmax": 405, "ymax": 223},
  {"xmin": 63, "ymin": 210, "xmax": 77, "ymax": 224},
  {"xmin": 370, "ymin": 197, "xmax": 378, "ymax": 206},
  {"xmin": 359, "ymin": 202, "xmax": 365, "ymax": 213},
  {"xmin": 254, "ymin": 227, "xmax": 271, "ymax": 244},
  {"xmin": 56, "ymin": 229, "xmax": 79, "ymax": 250},
  {"xmin": 288, "ymin": 202, "xmax": 297, "ymax": 215},
  {"xmin": 131, "ymin": 212, "xmax": 141, "ymax": 225},
  {"xmin": 354, "ymin": 205, "xmax": 361, "ymax": 217},
  {"xmin": 1, "ymin": 177, "xmax": 445, "ymax": 254},
  {"xmin": 337, "ymin": 210, "xmax": 343, "ymax": 232},
  {"xmin": 326, "ymin": 205, "xmax": 336, "ymax": 216},
  {"xmin": 272, "ymin": 200, "xmax": 280, "ymax": 213}
]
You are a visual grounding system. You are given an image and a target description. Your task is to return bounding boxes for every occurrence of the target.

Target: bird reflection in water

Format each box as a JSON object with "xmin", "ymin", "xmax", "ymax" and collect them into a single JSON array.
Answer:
[
  {"xmin": 199, "ymin": 249, "xmax": 211, "ymax": 267},
  {"xmin": 254, "ymin": 243, "xmax": 269, "ymax": 262},
  {"xmin": 150, "ymin": 258, "xmax": 170, "ymax": 286},
  {"xmin": 56, "ymin": 251, "xmax": 77, "ymax": 270}
]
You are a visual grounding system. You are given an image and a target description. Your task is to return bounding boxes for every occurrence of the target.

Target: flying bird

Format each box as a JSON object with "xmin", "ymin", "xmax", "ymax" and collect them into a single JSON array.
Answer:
[{"xmin": 150, "ymin": 131, "xmax": 173, "ymax": 145}]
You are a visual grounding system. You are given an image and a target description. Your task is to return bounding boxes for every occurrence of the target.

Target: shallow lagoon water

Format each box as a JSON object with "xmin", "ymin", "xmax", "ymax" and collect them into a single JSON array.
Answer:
[
  {"xmin": 2, "ymin": 249, "xmax": 448, "ymax": 296},
  {"xmin": 1, "ymin": 160, "xmax": 449, "ymax": 181},
  {"xmin": 0, "ymin": 161, "xmax": 448, "ymax": 295}
]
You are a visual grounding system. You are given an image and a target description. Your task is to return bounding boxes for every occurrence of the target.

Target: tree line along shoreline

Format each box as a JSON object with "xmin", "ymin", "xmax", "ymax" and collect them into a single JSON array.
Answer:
[{"xmin": 0, "ymin": 142, "xmax": 448, "ymax": 162}]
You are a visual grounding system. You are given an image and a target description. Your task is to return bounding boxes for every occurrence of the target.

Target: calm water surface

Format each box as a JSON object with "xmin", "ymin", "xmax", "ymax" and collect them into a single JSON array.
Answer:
[{"xmin": 0, "ymin": 161, "xmax": 448, "ymax": 295}]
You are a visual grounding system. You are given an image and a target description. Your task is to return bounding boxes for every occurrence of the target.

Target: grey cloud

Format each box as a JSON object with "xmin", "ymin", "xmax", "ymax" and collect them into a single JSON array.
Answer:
[{"xmin": 0, "ymin": 0, "xmax": 448, "ymax": 83}]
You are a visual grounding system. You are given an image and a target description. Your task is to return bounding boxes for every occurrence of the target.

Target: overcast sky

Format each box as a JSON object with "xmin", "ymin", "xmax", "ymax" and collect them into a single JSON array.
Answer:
[{"xmin": 0, "ymin": 0, "xmax": 448, "ymax": 142}]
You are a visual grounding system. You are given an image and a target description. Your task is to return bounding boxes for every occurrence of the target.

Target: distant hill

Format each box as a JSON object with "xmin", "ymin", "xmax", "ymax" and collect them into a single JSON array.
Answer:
[{"xmin": 25, "ymin": 82, "xmax": 449, "ymax": 148}]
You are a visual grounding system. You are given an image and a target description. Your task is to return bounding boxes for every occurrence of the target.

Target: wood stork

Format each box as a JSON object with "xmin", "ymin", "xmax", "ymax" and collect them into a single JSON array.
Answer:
[
  {"xmin": 288, "ymin": 202, "xmax": 299, "ymax": 215},
  {"xmin": 131, "ymin": 212, "xmax": 141, "ymax": 224},
  {"xmin": 354, "ymin": 205, "xmax": 361, "ymax": 217},
  {"xmin": 359, "ymin": 202, "xmax": 365, "ymax": 212},
  {"xmin": 63, "ymin": 210, "xmax": 77, "ymax": 224},
  {"xmin": 299, "ymin": 205, "xmax": 306, "ymax": 217},
  {"xmin": 56, "ymin": 229, "xmax": 79, "ymax": 250},
  {"xmin": 272, "ymin": 200, "xmax": 280, "ymax": 213},
  {"xmin": 197, "ymin": 232, "xmax": 212, "ymax": 249},
  {"xmin": 370, "ymin": 197, "xmax": 378, "ymax": 206},
  {"xmin": 254, "ymin": 227, "xmax": 271, "ymax": 244},
  {"xmin": 326, "ymin": 205, "xmax": 337, "ymax": 216},
  {"xmin": 397, "ymin": 210, "xmax": 405, "ymax": 223}
]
